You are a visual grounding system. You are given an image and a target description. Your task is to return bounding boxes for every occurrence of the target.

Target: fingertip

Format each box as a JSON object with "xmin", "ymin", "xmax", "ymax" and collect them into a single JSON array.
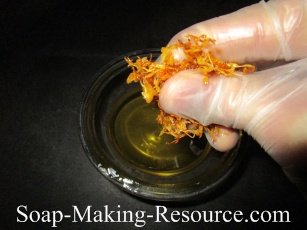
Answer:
[
  {"xmin": 205, "ymin": 126, "xmax": 240, "ymax": 152},
  {"xmin": 159, "ymin": 70, "xmax": 206, "ymax": 118}
]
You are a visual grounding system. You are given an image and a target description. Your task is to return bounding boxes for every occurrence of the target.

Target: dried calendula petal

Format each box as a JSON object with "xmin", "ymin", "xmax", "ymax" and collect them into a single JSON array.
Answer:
[{"xmin": 125, "ymin": 34, "xmax": 255, "ymax": 143}]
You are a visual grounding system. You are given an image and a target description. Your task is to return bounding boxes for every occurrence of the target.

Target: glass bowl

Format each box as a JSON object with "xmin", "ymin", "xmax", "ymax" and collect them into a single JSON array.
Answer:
[{"xmin": 79, "ymin": 49, "xmax": 248, "ymax": 202}]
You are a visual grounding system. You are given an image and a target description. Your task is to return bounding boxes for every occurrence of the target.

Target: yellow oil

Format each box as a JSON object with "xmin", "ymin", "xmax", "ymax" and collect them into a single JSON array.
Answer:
[{"xmin": 113, "ymin": 95, "xmax": 212, "ymax": 176}]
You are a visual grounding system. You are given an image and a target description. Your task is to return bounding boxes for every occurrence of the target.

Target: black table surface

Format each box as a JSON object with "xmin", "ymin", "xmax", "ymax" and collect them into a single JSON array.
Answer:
[{"xmin": 1, "ymin": 1, "xmax": 306, "ymax": 229}]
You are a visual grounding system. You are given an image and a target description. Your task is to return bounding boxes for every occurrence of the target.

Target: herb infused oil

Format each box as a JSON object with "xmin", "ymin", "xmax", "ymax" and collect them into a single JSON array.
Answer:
[{"xmin": 113, "ymin": 94, "xmax": 212, "ymax": 176}]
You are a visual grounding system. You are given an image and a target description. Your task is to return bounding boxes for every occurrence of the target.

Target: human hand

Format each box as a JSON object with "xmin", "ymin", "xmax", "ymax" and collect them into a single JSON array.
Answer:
[{"xmin": 159, "ymin": 0, "xmax": 307, "ymax": 197}]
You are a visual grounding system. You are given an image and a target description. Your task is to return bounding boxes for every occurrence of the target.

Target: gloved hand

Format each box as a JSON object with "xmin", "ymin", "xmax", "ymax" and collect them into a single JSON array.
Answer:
[{"xmin": 159, "ymin": 0, "xmax": 307, "ymax": 197}]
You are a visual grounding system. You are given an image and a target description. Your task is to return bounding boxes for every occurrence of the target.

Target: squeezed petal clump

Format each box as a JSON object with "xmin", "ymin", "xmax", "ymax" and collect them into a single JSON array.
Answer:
[{"xmin": 125, "ymin": 34, "xmax": 255, "ymax": 143}]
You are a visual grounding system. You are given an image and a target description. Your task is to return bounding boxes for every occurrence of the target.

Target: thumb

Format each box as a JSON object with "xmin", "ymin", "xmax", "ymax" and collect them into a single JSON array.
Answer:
[
  {"xmin": 160, "ymin": 59, "xmax": 307, "ymax": 164},
  {"xmin": 159, "ymin": 70, "xmax": 243, "ymax": 152},
  {"xmin": 160, "ymin": 59, "xmax": 307, "ymax": 194},
  {"xmin": 159, "ymin": 70, "xmax": 240, "ymax": 128}
]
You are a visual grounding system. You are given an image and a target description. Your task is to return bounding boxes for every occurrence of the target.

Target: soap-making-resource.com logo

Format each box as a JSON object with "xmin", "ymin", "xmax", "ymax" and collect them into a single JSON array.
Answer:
[{"xmin": 17, "ymin": 205, "xmax": 291, "ymax": 227}]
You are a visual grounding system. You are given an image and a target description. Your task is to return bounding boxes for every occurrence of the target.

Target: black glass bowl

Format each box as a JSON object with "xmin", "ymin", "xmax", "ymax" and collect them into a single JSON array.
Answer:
[{"xmin": 79, "ymin": 49, "xmax": 248, "ymax": 201}]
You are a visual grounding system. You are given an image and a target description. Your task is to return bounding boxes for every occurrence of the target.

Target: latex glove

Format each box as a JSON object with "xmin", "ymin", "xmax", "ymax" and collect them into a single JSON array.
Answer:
[
  {"xmin": 168, "ymin": 0, "xmax": 307, "ymax": 63},
  {"xmin": 159, "ymin": 0, "xmax": 307, "ymax": 197}
]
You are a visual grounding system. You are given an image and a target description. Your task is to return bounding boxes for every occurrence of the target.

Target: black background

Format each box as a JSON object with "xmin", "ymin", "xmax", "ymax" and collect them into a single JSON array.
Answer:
[{"xmin": 1, "ymin": 0, "xmax": 306, "ymax": 229}]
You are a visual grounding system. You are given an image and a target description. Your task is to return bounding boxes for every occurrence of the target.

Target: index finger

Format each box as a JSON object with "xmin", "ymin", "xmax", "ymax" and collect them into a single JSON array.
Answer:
[{"xmin": 168, "ymin": 0, "xmax": 307, "ymax": 63}]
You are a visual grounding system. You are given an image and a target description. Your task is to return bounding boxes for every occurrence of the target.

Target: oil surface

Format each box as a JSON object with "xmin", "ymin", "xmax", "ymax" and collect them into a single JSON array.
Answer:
[{"xmin": 113, "ymin": 95, "xmax": 212, "ymax": 176}]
